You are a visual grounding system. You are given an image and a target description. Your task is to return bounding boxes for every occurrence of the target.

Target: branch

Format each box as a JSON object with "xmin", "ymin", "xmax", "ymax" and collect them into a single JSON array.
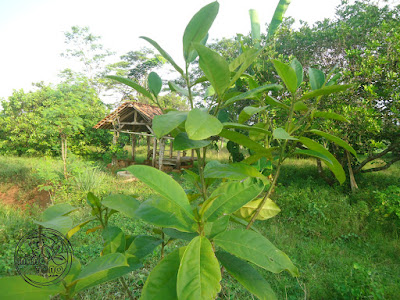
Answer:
[
  {"xmin": 360, "ymin": 156, "xmax": 400, "ymax": 173},
  {"xmin": 353, "ymin": 144, "xmax": 395, "ymax": 173}
]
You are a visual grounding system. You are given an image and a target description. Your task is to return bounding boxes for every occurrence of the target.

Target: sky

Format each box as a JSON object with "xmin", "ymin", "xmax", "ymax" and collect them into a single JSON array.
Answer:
[{"xmin": 0, "ymin": 0, "xmax": 344, "ymax": 101}]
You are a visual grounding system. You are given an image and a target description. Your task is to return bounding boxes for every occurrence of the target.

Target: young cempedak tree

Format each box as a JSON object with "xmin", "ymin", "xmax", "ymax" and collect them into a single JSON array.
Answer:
[{"xmin": 109, "ymin": 1, "xmax": 355, "ymax": 299}]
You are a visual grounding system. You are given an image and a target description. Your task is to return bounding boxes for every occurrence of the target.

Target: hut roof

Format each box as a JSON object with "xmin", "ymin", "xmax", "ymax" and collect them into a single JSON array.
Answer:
[{"xmin": 94, "ymin": 101, "xmax": 162, "ymax": 132}]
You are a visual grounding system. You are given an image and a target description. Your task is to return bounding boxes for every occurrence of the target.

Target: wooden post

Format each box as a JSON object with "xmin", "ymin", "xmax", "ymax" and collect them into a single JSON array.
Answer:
[
  {"xmin": 131, "ymin": 134, "xmax": 136, "ymax": 162},
  {"xmin": 112, "ymin": 131, "xmax": 119, "ymax": 166},
  {"xmin": 191, "ymin": 149, "xmax": 194, "ymax": 161},
  {"xmin": 176, "ymin": 150, "xmax": 181, "ymax": 169},
  {"xmin": 152, "ymin": 138, "xmax": 157, "ymax": 167},
  {"xmin": 170, "ymin": 141, "xmax": 173, "ymax": 158},
  {"xmin": 147, "ymin": 136, "xmax": 151, "ymax": 160},
  {"xmin": 158, "ymin": 138, "xmax": 165, "ymax": 171}
]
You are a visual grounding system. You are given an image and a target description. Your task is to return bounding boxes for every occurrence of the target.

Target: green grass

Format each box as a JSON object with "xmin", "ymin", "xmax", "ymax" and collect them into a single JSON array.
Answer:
[{"xmin": 0, "ymin": 155, "xmax": 399, "ymax": 299}]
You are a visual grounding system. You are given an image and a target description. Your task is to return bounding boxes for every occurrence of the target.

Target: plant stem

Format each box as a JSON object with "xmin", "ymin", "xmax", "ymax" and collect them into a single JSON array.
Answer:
[{"xmin": 120, "ymin": 277, "xmax": 134, "ymax": 300}]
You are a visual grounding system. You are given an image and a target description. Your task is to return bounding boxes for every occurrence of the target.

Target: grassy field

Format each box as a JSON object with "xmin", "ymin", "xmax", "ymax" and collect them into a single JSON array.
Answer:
[{"xmin": 0, "ymin": 153, "xmax": 399, "ymax": 299}]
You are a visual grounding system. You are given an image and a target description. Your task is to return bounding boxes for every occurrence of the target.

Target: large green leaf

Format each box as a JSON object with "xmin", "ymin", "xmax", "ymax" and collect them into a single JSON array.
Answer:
[
  {"xmin": 312, "ymin": 110, "xmax": 350, "ymax": 123},
  {"xmin": 204, "ymin": 178, "xmax": 265, "ymax": 221},
  {"xmin": 298, "ymin": 137, "xmax": 346, "ymax": 184},
  {"xmin": 101, "ymin": 226, "xmax": 125, "ymax": 255},
  {"xmin": 0, "ymin": 276, "xmax": 64, "ymax": 300},
  {"xmin": 238, "ymin": 106, "xmax": 266, "ymax": 124},
  {"xmin": 293, "ymin": 149, "xmax": 333, "ymax": 164},
  {"xmin": 271, "ymin": 59, "xmax": 298, "ymax": 94},
  {"xmin": 67, "ymin": 218, "xmax": 94, "ymax": 239},
  {"xmin": 73, "ymin": 253, "xmax": 139, "ymax": 293},
  {"xmin": 42, "ymin": 203, "xmax": 76, "ymax": 221},
  {"xmin": 273, "ymin": 128, "xmax": 298, "ymax": 140},
  {"xmin": 185, "ymin": 108, "xmax": 223, "ymax": 140},
  {"xmin": 148, "ymin": 72, "xmax": 162, "ymax": 97},
  {"xmin": 224, "ymin": 84, "xmax": 282, "ymax": 107},
  {"xmin": 177, "ymin": 236, "xmax": 221, "ymax": 300},
  {"xmin": 163, "ymin": 228, "xmax": 198, "ymax": 241},
  {"xmin": 153, "ymin": 111, "xmax": 188, "ymax": 138},
  {"xmin": 168, "ymin": 81, "xmax": 189, "ymax": 97},
  {"xmin": 216, "ymin": 251, "xmax": 277, "ymax": 300},
  {"xmin": 101, "ymin": 194, "xmax": 140, "ymax": 219},
  {"xmin": 205, "ymin": 215, "xmax": 230, "ymax": 239},
  {"xmin": 126, "ymin": 235, "xmax": 163, "ymax": 259},
  {"xmin": 106, "ymin": 76, "xmax": 153, "ymax": 100},
  {"xmin": 249, "ymin": 9, "xmax": 261, "ymax": 43},
  {"xmin": 290, "ymin": 58, "xmax": 303, "ymax": 88},
  {"xmin": 183, "ymin": 1, "xmax": 219, "ymax": 61},
  {"xmin": 308, "ymin": 129, "xmax": 357, "ymax": 157},
  {"xmin": 204, "ymin": 160, "xmax": 267, "ymax": 181},
  {"xmin": 265, "ymin": 95, "xmax": 289, "ymax": 109},
  {"xmin": 193, "ymin": 43, "xmax": 230, "ymax": 96},
  {"xmin": 140, "ymin": 36, "xmax": 184, "ymax": 75},
  {"xmin": 267, "ymin": 0, "xmax": 291, "ymax": 39},
  {"xmin": 214, "ymin": 229, "xmax": 299, "ymax": 276},
  {"xmin": 135, "ymin": 197, "xmax": 197, "ymax": 232},
  {"xmin": 173, "ymin": 132, "xmax": 211, "ymax": 150},
  {"xmin": 34, "ymin": 216, "xmax": 73, "ymax": 235},
  {"xmin": 140, "ymin": 247, "xmax": 186, "ymax": 300},
  {"xmin": 308, "ymin": 68, "xmax": 325, "ymax": 90},
  {"xmin": 218, "ymin": 129, "xmax": 271, "ymax": 155},
  {"xmin": 229, "ymin": 48, "xmax": 261, "ymax": 86},
  {"xmin": 222, "ymin": 122, "xmax": 271, "ymax": 136},
  {"xmin": 300, "ymin": 84, "xmax": 352, "ymax": 100},
  {"xmin": 126, "ymin": 165, "xmax": 193, "ymax": 216}
]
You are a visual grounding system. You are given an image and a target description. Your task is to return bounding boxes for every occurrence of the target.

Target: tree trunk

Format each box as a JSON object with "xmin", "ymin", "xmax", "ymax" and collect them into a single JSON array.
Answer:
[
  {"xmin": 316, "ymin": 158, "xmax": 334, "ymax": 186},
  {"xmin": 346, "ymin": 150, "xmax": 358, "ymax": 192},
  {"xmin": 61, "ymin": 135, "xmax": 68, "ymax": 179}
]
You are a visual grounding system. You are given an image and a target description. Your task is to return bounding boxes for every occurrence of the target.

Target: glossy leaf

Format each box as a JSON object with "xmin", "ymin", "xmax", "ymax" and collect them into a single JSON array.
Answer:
[
  {"xmin": 216, "ymin": 251, "xmax": 277, "ymax": 300},
  {"xmin": 204, "ymin": 178, "xmax": 265, "ymax": 221},
  {"xmin": 267, "ymin": 0, "xmax": 291, "ymax": 39},
  {"xmin": 308, "ymin": 68, "xmax": 325, "ymax": 90},
  {"xmin": 173, "ymin": 132, "xmax": 211, "ymax": 150},
  {"xmin": 73, "ymin": 253, "xmax": 139, "ymax": 293},
  {"xmin": 272, "ymin": 59, "xmax": 297, "ymax": 94},
  {"xmin": 312, "ymin": 110, "xmax": 350, "ymax": 123},
  {"xmin": 265, "ymin": 95, "xmax": 289, "ymax": 109},
  {"xmin": 0, "ymin": 276, "xmax": 63, "ymax": 300},
  {"xmin": 102, "ymin": 226, "xmax": 125, "ymax": 255},
  {"xmin": 153, "ymin": 111, "xmax": 188, "ymax": 138},
  {"xmin": 223, "ymin": 122, "xmax": 271, "ymax": 136},
  {"xmin": 224, "ymin": 84, "xmax": 282, "ymax": 107},
  {"xmin": 214, "ymin": 229, "xmax": 299, "ymax": 276},
  {"xmin": 135, "ymin": 197, "xmax": 197, "ymax": 232},
  {"xmin": 168, "ymin": 81, "xmax": 189, "ymax": 97},
  {"xmin": 183, "ymin": 1, "xmax": 219, "ymax": 61},
  {"xmin": 102, "ymin": 194, "xmax": 140, "ymax": 219},
  {"xmin": 300, "ymin": 84, "xmax": 352, "ymax": 100},
  {"xmin": 87, "ymin": 192, "xmax": 101, "ymax": 208},
  {"xmin": 140, "ymin": 36, "xmax": 184, "ymax": 75},
  {"xmin": 204, "ymin": 160, "xmax": 267, "ymax": 181},
  {"xmin": 106, "ymin": 75, "xmax": 153, "ymax": 100},
  {"xmin": 293, "ymin": 100, "xmax": 308, "ymax": 111},
  {"xmin": 293, "ymin": 149, "xmax": 333, "ymax": 164},
  {"xmin": 298, "ymin": 137, "xmax": 346, "ymax": 184},
  {"xmin": 205, "ymin": 215, "xmax": 230, "ymax": 239},
  {"xmin": 219, "ymin": 129, "xmax": 271, "ymax": 154},
  {"xmin": 194, "ymin": 43, "xmax": 230, "ymax": 96},
  {"xmin": 126, "ymin": 235, "xmax": 163, "ymax": 259},
  {"xmin": 126, "ymin": 165, "xmax": 193, "ymax": 216},
  {"xmin": 249, "ymin": 9, "xmax": 261, "ymax": 43},
  {"xmin": 177, "ymin": 236, "xmax": 221, "ymax": 300},
  {"xmin": 163, "ymin": 228, "xmax": 198, "ymax": 241},
  {"xmin": 234, "ymin": 198, "xmax": 281, "ymax": 221},
  {"xmin": 148, "ymin": 72, "xmax": 162, "ymax": 97},
  {"xmin": 229, "ymin": 48, "xmax": 261, "ymax": 86},
  {"xmin": 273, "ymin": 128, "xmax": 298, "ymax": 140},
  {"xmin": 308, "ymin": 129, "xmax": 357, "ymax": 156},
  {"xmin": 140, "ymin": 247, "xmax": 186, "ymax": 300},
  {"xmin": 290, "ymin": 58, "xmax": 303, "ymax": 88},
  {"xmin": 34, "ymin": 216, "xmax": 73, "ymax": 235},
  {"xmin": 185, "ymin": 108, "xmax": 223, "ymax": 140},
  {"xmin": 238, "ymin": 106, "xmax": 266, "ymax": 124},
  {"xmin": 42, "ymin": 203, "xmax": 76, "ymax": 221}
]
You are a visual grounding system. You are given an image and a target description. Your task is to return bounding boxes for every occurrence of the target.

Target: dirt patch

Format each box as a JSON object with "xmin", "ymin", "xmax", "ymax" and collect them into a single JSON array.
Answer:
[{"xmin": 0, "ymin": 185, "xmax": 51, "ymax": 210}]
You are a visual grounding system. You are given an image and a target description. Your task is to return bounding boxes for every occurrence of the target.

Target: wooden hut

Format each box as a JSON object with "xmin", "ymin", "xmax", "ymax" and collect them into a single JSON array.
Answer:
[{"xmin": 93, "ymin": 101, "xmax": 195, "ymax": 170}]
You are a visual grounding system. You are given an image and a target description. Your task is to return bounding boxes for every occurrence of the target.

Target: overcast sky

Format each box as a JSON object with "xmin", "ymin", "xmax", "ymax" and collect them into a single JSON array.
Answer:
[{"xmin": 0, "ymin": 0, "xmax": 345, "ymax": 100}]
